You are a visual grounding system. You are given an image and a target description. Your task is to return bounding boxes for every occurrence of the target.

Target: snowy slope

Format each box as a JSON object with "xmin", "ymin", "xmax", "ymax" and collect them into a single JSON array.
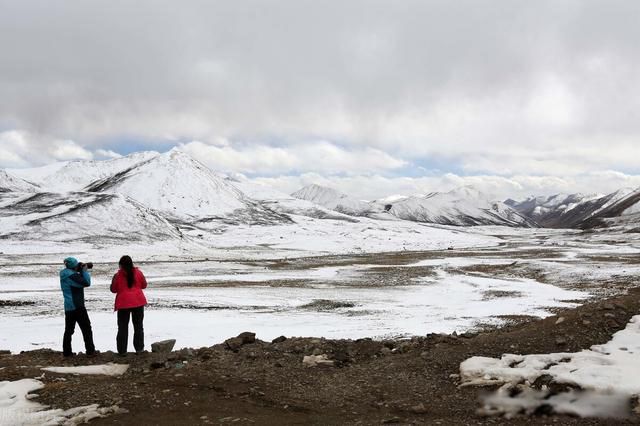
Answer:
[
  {"xmin": 10, "ymin": 152, "xmax": 158, "ymax": 192},
  {"xmin": 86, "ymin": 148, "xmax": 291, "ymax": 223},
  {"xmin": 291, "ymin": 184, "xmax": 378, "ymax": 216},
  {"xmin": 389, "ymin": 186, "xmax": 537, "ymax": 227},
  {"xmin": 0, "ymin": 170, "xmax": 39, "ymax": 192},
  {"xmin": 229, "ymin": 178, "xmax": 359, "ymax": 222},
  {"xmin": 0, "ymin": 192, "xmax": 182, "ymax": 242},
  {"xmin": 507, "ymin": 188, "xmax": 640, "ymax": 228}
]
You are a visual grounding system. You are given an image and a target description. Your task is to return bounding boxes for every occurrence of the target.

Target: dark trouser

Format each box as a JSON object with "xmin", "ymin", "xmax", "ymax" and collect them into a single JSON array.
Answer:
[
  {"xmin": 63, "ymin": 307, "xmax": 95, "ymax": 356},
  {"xmin": 117, "ymin": 306, "xmax": 144, "ymax": 354}
]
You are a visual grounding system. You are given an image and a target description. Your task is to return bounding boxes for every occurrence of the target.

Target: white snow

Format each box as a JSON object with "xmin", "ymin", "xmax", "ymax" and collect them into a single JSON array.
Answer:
[
  {"xmin": 459, "ymin": 315, "xmax": 640, "ymax": 418},
  {"xmin": 42, "ymin": 363, "xmax": 129, "ymax": 376},
  {"xmin": 0, "ymin": 265, "xmax": 586, "ymax": 352},
  {"xmin": 0, "ymin": 170, "xmax": 39, "ymax": 193},
  {"xmin": 9, "ymin": 151, "xmax": 158, "ymax": 192},
  {"xmin": 292, "ymin": 184, "xmax": 377, "ymax": 216},
  {"xmin": 0, "ymin": 378, "xmax": 121, "ymax": 425},
  {"xmin": 88, "ymin": 149, "xmax": 251, "ymax": 219},
  {"xmin": 389, "ymin": 186, "xmax": 534, "ymax": 227}
]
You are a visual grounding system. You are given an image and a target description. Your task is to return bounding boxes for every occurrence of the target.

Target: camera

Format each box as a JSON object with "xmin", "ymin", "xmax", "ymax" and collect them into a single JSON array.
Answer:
[{"xmin": 76, "ymin": 262, "xmax": 94, "ymax": 271}]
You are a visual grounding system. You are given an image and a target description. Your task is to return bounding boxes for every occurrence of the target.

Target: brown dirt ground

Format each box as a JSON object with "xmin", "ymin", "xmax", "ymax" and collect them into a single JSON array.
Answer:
[{"xmin": 3, "ymin": 289, "xmax": 640, "ymax": 425}]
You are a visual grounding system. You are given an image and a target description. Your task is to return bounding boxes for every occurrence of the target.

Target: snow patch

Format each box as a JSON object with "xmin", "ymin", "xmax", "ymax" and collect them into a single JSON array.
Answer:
[
  {"xmin": 0, "ymin": 378, "xmax": 122, "ymax": 425},
  {"xmin": 42, "ymin": 363, "xmax": 129, "ymax": 376},
  {"xmin": 459, "ymin": 315, "xmax": 640, "ymax": 418}
]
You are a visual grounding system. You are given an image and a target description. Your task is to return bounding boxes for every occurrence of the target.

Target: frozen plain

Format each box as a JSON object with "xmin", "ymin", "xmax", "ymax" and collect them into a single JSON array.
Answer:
[{"xmin": 1, "ymin": 217, "xmax": 639, "ymax": 354}]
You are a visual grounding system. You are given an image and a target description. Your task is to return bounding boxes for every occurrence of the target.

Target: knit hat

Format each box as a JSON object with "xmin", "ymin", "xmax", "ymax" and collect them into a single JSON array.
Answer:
[{"xmin": 64, "ymin": 257, "xmax": 79, "ymax": 269}]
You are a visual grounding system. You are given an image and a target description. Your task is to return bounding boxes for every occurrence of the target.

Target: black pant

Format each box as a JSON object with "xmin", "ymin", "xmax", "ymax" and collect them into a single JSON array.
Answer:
[
  {"xmin": 63, "ymin": 307, "xmax": 95, "ymax": 356},
  {"xmin": 117, "ymin": 306, "xmax": 144, "ymax": 354}
]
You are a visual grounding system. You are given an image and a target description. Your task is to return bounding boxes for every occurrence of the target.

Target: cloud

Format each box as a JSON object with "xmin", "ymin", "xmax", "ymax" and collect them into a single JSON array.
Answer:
[
  {"xmin": 252, "ymin": 172, "xmax": 640, "ymax": 202},
  {"xmin": 0, "ymin": 130, "xmax": 105, "ymax": 167},
  {"xmin": 0, "ymin": 1, "xmax": 639, "ymax": 178},
  {"xmin": 95, "ymin": 149, "xmax": 122, "ymax": 159},
  {"xmin": 179, "ymin": 140, "xmax": 406, "ymax": 175}
]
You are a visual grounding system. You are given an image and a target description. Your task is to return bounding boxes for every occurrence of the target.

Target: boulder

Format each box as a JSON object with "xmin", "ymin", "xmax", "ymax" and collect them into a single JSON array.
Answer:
[{"xmin": 151, "ymin": 339, "xmax": 176, "ymax": 354}]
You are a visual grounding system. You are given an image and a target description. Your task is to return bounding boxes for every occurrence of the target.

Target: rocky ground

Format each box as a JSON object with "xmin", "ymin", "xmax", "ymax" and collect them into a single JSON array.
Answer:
[{"xmin": 3, "ymin": 288, "xmax": 640, "ymax": 425}]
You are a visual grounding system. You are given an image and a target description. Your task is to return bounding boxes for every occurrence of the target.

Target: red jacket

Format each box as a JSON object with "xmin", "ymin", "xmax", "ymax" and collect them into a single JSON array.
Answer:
[{"xmin": 110, "ymin": 268, "xmax": 148, "ymax": 311}]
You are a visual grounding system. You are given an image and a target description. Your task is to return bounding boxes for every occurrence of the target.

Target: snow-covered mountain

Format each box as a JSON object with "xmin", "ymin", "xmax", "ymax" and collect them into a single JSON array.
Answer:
[
  {"xmin": 0, "ymin": 192, "xmax": 182, "ymax": 242},
  {"xmin": 83, "ymin": 149, "xmax": 291, "ymax": 224},
  {"xmin": 506, "ymin": 188, "xmax": 640, "ymax": 228},
  {"xmin": 291, "ymin": 184, "xmax": 378, "ymax": 216},
  {"xmin": 229, "ymin": 179, "xmax": 359, "ymax": 222},
  {"xmin": 0, "ymin": 170, "xmax": 39, "ymax": 192},
  {"xmin": 388, "ymin": 186, "xmax": 537, "ymax": 227},
  {"xmin": 10, "ymin": 152, "xmax": 158, "ymax": 192}
]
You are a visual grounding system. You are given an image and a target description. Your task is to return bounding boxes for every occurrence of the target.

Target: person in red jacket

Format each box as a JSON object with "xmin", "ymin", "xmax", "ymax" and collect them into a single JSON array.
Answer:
[{"xmin": 110, "ymin": 255, "xmax": 148, "ymax": 356}]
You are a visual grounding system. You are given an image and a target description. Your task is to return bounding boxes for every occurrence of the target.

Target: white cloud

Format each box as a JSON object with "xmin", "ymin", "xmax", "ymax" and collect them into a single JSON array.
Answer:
[
  {"xmin": 252, "ymin": 172, "xmax": 640, "ymax": 202},
  {"xmin": 50, "ymin": 140, "xmax": 93, "ymax": 161},
  {"xmin": 95, "ymin": 149, "xmax": 123, "ymax": 159},
  {"xmin": 179, "ymin": 140, "xmax": 407, "ymax": 175},
  {"xmin": 0, "ymin": 130, "xmax": 112, "ymax": 168}
]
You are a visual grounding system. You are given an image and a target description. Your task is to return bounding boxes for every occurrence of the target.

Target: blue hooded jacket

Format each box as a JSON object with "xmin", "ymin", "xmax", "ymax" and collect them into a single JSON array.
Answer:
[{"xmin": 60, "ymin": 257, "xmax": 91, "ymax": 311}]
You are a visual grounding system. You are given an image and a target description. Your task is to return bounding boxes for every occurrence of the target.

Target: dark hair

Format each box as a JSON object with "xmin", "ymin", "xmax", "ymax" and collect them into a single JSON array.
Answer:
[{"xmin": 119, "ymin": 255, "xmax": 135, "ymax": 288}]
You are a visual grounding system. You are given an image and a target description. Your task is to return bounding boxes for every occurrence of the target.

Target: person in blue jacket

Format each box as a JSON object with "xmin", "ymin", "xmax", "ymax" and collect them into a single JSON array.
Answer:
[{"xmin": 60, "ymin": 257, "xmax": 96, "ymax": 357}]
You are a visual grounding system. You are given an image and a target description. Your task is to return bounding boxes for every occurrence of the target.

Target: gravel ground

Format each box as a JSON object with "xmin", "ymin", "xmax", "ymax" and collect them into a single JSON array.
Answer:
[{"xmin": 3, "ymin": 288, "xmax": 640, "ymax": 425}]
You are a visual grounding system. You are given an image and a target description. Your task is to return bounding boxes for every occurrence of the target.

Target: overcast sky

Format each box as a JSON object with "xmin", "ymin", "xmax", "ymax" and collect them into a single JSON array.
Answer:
[{"xmin": 1, "ymin": 0, "xmax": 640, "ymax": 199}]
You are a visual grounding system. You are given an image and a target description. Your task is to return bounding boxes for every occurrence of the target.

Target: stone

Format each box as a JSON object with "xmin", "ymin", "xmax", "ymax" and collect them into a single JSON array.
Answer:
[
  {"xmin": 225, "ymin": 332, "xmax": 256, "ymax": 351},
  {"xmin": 409, "ymin": 403, "xmax": 428, "ymax": 414},
  {"xmin": 271, "ymin": 336, "xmax": 287, "ymax": 344},
  {"xmin": 555, "ymin": 336, "xmax": 567, "ymax": 346},
  {"xmin": 555, "ymin": 317, "xmax": 565, "ymax": 325},
  {"xmin": 380, "ymin": 347, "xmax": 392, "ymax": 356},
  {"xmin": 302, "ymin": 354, "xmax": 334, "ymax": 367},
  {"xmin": 151, "ymin": 339, "xmax": 176, "ymax": 354},
  {"xmin": 603, "ymin": 303, "xmax": 615, "ymax": 310},
  {"xmin": 237, "ymin": 332, "xmax": 256, "ymax": 344},
  {"xmin": 224, "ymin": 337, "xmax": 244, "ymax": 352}
]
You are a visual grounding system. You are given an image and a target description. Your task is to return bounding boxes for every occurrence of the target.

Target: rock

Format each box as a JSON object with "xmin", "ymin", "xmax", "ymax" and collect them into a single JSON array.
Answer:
[
  {"xmin": 271, "ymin": 336, "xmax": 287, "ymax": 344},
  {"xmin": 582, "ymin": 320, "xmax": 591, "ymax": 326},
  {"xmin": 237, "ymin": 332, "xmax": 256, "ymax": 344},
  {"xmin": 409, "ymin": 403, "xmax": 428, "ymax": 414},
  {"xmin": 382, "ymin": 417, "xmax": 403, "ymax": 424},
  {"xmin": 603, "ymin": 303, "xmax": 615, "ymax": 310},
  {"xmin": 380, "ymin": 347, "xmax": 392, "ymax": 356},
  {"xmin": 555, "ymin": 336, "xmax": 567, "ymax": 346},
  {"xmin": 224, "ymin": 337, "xmax": 244, "ymax": 352},
  {"xmin": 604, "ymin": 313, "xmax": 615, "ymax": 318},
  {"xmin": 225, "ymin": 332, "xmax": 256, "ymax": 351},
  {"xmin": 555, "ymin": 317, "xmax": 565, "ymax": 325},
  {"xmin": 151, "ymin": 339, "xmax": 176, "ymax": 354},
  {"xmin": 302, "ymin": 354, "xmax": 334, "ymax": 367}
]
